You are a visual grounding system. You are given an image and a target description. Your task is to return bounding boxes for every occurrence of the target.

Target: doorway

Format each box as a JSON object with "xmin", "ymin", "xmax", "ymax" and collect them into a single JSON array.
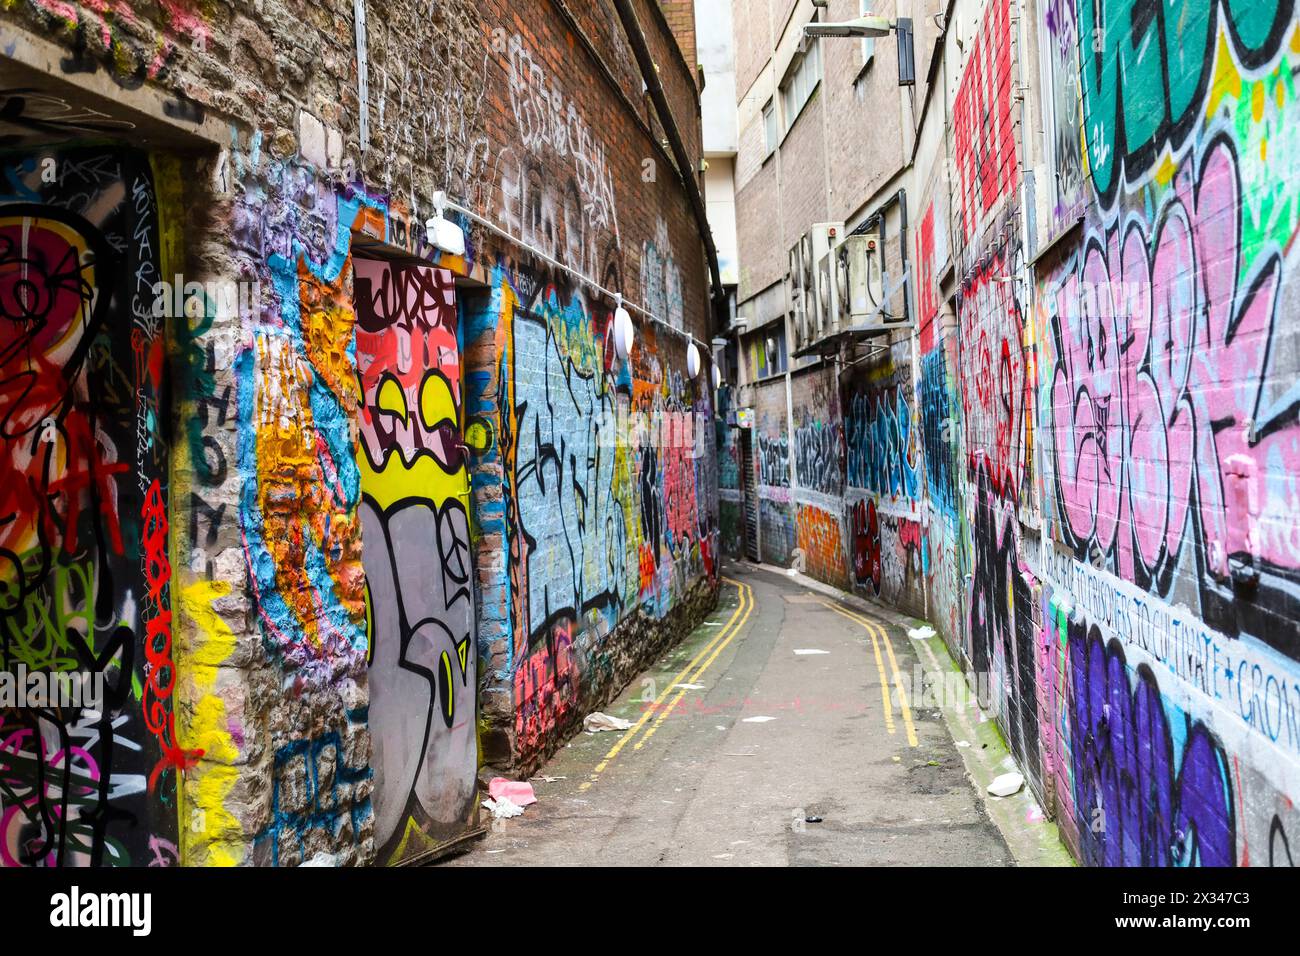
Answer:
[
  {"xmin": 739, "ymin": 429, "xmax": 760, "ymax": 562},
  {"xmin": 352, "ymin": 256, "xmax": 479, "ymax": 864}
]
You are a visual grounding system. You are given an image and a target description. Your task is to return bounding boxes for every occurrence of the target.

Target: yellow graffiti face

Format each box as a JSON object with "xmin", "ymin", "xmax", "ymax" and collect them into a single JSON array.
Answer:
[
  {"xmin": 359, "ymin": 369, "xmax": 466, "ymax": 512},
  {"xmin": 355, "ymin": 258, "xmax": 466, "ymax": 514}
]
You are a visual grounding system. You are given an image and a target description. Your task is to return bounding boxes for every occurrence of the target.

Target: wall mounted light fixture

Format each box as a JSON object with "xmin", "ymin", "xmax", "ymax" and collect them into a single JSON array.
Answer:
[
  {"xmin": 804, "ymin": 16, "xmax": 915, "ymax": 85},
  {"xmin": 613, "ymin": 293, "xmax": 636, "ymax": 361},
  {"xmin": 686, "ymin": 341, "xmax": 701, "ymax": 378},
  {"xmin": 427, "ymin": 191, "xmax": 466, "ymax": 257}
]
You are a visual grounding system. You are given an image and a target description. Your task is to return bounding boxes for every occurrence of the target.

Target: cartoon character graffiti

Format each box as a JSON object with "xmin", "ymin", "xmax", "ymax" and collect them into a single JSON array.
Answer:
[{"xmin": 354, "ymin": 260, "xmax": 476, "ymax": 864}]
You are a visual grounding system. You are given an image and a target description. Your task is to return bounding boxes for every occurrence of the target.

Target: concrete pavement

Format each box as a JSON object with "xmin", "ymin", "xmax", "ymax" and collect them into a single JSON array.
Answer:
[{"xmin": 446, "ymin": 563, "xmax": 1019, "ymax": 866}]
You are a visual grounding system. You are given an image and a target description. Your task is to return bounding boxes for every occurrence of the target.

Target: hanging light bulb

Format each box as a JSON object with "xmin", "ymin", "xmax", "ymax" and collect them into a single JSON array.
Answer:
[
  {"xmin": 613, "ymin": 294, "xmax": 635, "ymax": 361},
  {"xmin": 686, "ymin": 340, "xmax": 701, "ymax": 378}
]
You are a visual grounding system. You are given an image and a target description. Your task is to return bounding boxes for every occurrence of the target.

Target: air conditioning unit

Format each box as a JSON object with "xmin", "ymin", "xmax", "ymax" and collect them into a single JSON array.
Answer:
[
  {"xmin": 787, "ymin": 222, "xmax": 841, "ymax": 350},
  {"xmin": 833, "ymin": 241, "xmax": 853, "ymax": 332},
  {"xmin": 802, "ymin": 222, "xmax": 843, "ymax": 341},
  {"xmin": 815, "ymin": 246, "xmax": 838, "ymax": 339},
  {"xmin": 838, "ymin": 228, "xmax": 894, "ymax": 326},
  {"xmin": 787, "ymin": 237, "xmax": 809, "ymax": 351},
  {"xmin": 787, "ymin": 242, "xmax": 802, "ymax": 348},
  {"xmin": 799, "ymin": 231, "xmax": 817, "ymax": 337}
]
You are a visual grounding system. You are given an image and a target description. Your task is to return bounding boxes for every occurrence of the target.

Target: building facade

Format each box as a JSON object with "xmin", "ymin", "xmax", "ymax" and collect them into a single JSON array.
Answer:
[
  {"xmin": 0, "ymin": 0, "xmax": 721, "ymax": 867},
  {"xmin": 725, "ymin": 0, "xmax": 1300, "ymax": 866}
]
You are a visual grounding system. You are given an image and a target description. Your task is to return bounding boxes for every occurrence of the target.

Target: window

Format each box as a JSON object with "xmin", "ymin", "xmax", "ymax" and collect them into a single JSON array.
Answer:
[
  {"xmin": 749, "ymin": 326, "xmax": 788, "ymax": 380},
  {"xmin": 860, "ymin": 0, "xmax": 876, "ymax": 67},
  {"xmin": 762, "ymin": 100, "xmax": 777, "ymax": 155},
  {"xmin": 779, "ymin": 40, "xmax": 821, "ymax": 132}
]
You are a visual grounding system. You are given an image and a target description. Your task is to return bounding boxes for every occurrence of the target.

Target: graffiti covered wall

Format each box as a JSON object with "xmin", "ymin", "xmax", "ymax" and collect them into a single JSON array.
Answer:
[
  {"xmin": 750, "ymin": 379, "xmax": 795, "ymax": 566},
  {"xmin": 465, "ymin": 261, "xmax": 718, "ymax": 771},
  {"xmin": 717, "ymin": 392, "xmax": 744, "ymax": 557},
  {"xmin": 841, "ymin": 342, "xmax": 927, "ymax": 615},
  {"xmin": 731, "ymin": 336, "xmax": 928, "ymax": 620},
  {"xmin": 904, "ymin": 0, "xmax": 1300, "ymax": 866},
  {"xmin": 1029, "ymin": 0, "xmax": 1300, "ymax": 865},
  {"xmin": 791, "ymin": 371, "xmax": 849, "ymax": 589},
  {"xmin": 354, "ymin": 259, "xmax": 476, "ymax": 865},
  {"xmin": 0, "ymin": 0, "xmax": 714, "ymax": 863},
  {"xmin": 0, "ymin": 145, "xmax": 184, "ymax": 867},
  {"xmin": 733, "ymin": 0, "xmax": 1300, "ymax": 868}
]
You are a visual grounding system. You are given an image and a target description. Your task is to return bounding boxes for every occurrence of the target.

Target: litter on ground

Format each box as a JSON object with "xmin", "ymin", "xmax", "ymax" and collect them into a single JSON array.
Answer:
[
  {"xmin": 482, "ymin": 797, "xmax": 524, "ymax": 820},
  {"xmin": 488, "ymin": 777, "xmax": 537, "ymax": 807},
  {"xmin": 987, "ymin": 772, "xmax": 1025, "ymax": 798},
  {"xmin": 583, "ymin": 712, "xmax": 632, "ymax": 733}
]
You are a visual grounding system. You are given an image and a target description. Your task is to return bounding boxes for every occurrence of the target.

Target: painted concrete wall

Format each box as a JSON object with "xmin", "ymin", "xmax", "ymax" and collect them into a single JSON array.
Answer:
[
  {"xmin": 0, "ymin": 0, "xmax": 718, "ymax": 866},
  {"xmin": 705, "ymin": 159, "xmax": 740, "ymax": 286},
  {"xmin": 696, "ymin": 0, "xmax": 739, "ymax": 156},
  {"xmin": 1024, "ymin": 0, "xmax": 1300, "ymax": 866}
]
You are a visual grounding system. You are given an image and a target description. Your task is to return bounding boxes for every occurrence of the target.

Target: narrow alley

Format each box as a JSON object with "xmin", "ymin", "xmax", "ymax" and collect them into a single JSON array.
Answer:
[
  {"xmin": 451, "ymin": 564, "xmax": 1012, "ymax": 866},
  {"xmin": 1, "ymin": 0, "xmax": 1296, "ymax": 930}
]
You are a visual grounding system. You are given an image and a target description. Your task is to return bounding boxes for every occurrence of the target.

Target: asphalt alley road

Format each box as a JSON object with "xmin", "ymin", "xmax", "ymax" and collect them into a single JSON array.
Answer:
[{"xmin": 447, "ymin": 563, "xmax": 1011, "ymax": 866}]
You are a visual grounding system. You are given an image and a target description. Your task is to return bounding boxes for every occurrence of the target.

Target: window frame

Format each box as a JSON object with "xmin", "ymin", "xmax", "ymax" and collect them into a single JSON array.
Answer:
[
  {"xmin": 860, "ymin": 0, "xmax": 877, "ymax": 67},
  {"xmin": 762, "ymin": 99, "xmax": 778, "ymax": 156},
  {"xmin": 778, "ymin": 40, "xmax": 822, "ymax": 135}
]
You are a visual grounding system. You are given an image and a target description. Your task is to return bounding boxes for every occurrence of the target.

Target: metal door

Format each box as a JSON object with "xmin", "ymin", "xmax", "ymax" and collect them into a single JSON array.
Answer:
[{"xmin": 353, "ymin": 258, "xmax": 479, "ymax": 865}]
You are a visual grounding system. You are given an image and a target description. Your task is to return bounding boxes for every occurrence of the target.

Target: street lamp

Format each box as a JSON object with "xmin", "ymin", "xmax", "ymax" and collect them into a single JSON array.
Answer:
[
  {"xmin": 803, "ymin": 16, "xmax": 914, "ymax": 86},
  {"xmin": 802, "ymin": 15, "xmax": 893, "ymax": 38}
]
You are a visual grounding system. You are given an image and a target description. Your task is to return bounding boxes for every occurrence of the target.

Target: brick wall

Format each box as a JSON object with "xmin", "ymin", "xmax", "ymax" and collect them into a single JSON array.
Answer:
[
  {"xmin": 733, "ymin": 0, "xmax": 772, "ymax": 96},
  {"xmin": 818, "ymin": 0, "xmax": 909, "ymax": 223},
  {"xmin": 774, "ymin": 90, "xmax": 829, "ymax": 256},
  {"xmin": 658, "ymin": 0, "xmax": 699, "ymax": 74}
]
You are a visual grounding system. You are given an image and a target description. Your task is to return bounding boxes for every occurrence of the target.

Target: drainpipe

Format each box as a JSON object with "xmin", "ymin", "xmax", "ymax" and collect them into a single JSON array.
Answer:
[
  {"xmin": 611, "ymin": 0, "xmax": 731, "ymax": 338},
  {"xmin": 1010, "ymin": 0, "xmax": 1050, "ymax": 565}
]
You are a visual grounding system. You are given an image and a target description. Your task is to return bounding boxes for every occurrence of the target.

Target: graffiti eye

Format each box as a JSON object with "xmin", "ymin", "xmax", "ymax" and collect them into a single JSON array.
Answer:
[
  {"xmin": 419, "ymin": 370, "xmax": 457, "ymax": 431},
  {"xmin": 377, "ymin": 375, "xmax": 407, "ymax": 424}
]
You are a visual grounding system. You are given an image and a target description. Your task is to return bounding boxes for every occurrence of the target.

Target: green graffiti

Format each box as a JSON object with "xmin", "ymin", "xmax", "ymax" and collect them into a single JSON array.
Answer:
[
  {"xmin": 1079, "ymin": 0, "xmax": 1294, "ymax": 203},
  {"xmin": 1228, "ymin": 46, "xmax": 1300, "ymax": 260}
]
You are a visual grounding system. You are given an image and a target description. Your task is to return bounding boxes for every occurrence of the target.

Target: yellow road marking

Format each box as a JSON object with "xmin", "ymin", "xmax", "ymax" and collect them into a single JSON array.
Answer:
[
  {"xmin": 636, "ymin": 580, "xmax": 753, "ymax": 749},
  {"xmin": 577, "ymin": 577, "xmax": 752, "ymax": 791},
  {"xmin": 822, "ymin": 600, "xmax": 919, "ymax": 747},
  {"xmin": 821, "ymin": 601, "xmax": 894, "ymax": 735}
]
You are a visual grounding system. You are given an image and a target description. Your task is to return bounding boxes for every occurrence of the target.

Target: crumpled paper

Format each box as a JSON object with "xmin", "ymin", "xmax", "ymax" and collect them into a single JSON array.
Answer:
[
  {"xmin": 583, "ymin": 712, "xmax": 632, "ymax": 733},
  {"xmin": 482, "ymin": 796, "xmax": 525, "ymax": 819}
]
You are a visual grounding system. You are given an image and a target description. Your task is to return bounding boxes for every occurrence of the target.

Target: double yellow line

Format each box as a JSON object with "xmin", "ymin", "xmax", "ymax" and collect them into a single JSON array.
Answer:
[
  {"xmin": 578, "ymin": 576, "xmax": 754, "ymax": 792},
  {"xmin": 820, "ymin": 600, "xmax": 919, "ymax": 747}
]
